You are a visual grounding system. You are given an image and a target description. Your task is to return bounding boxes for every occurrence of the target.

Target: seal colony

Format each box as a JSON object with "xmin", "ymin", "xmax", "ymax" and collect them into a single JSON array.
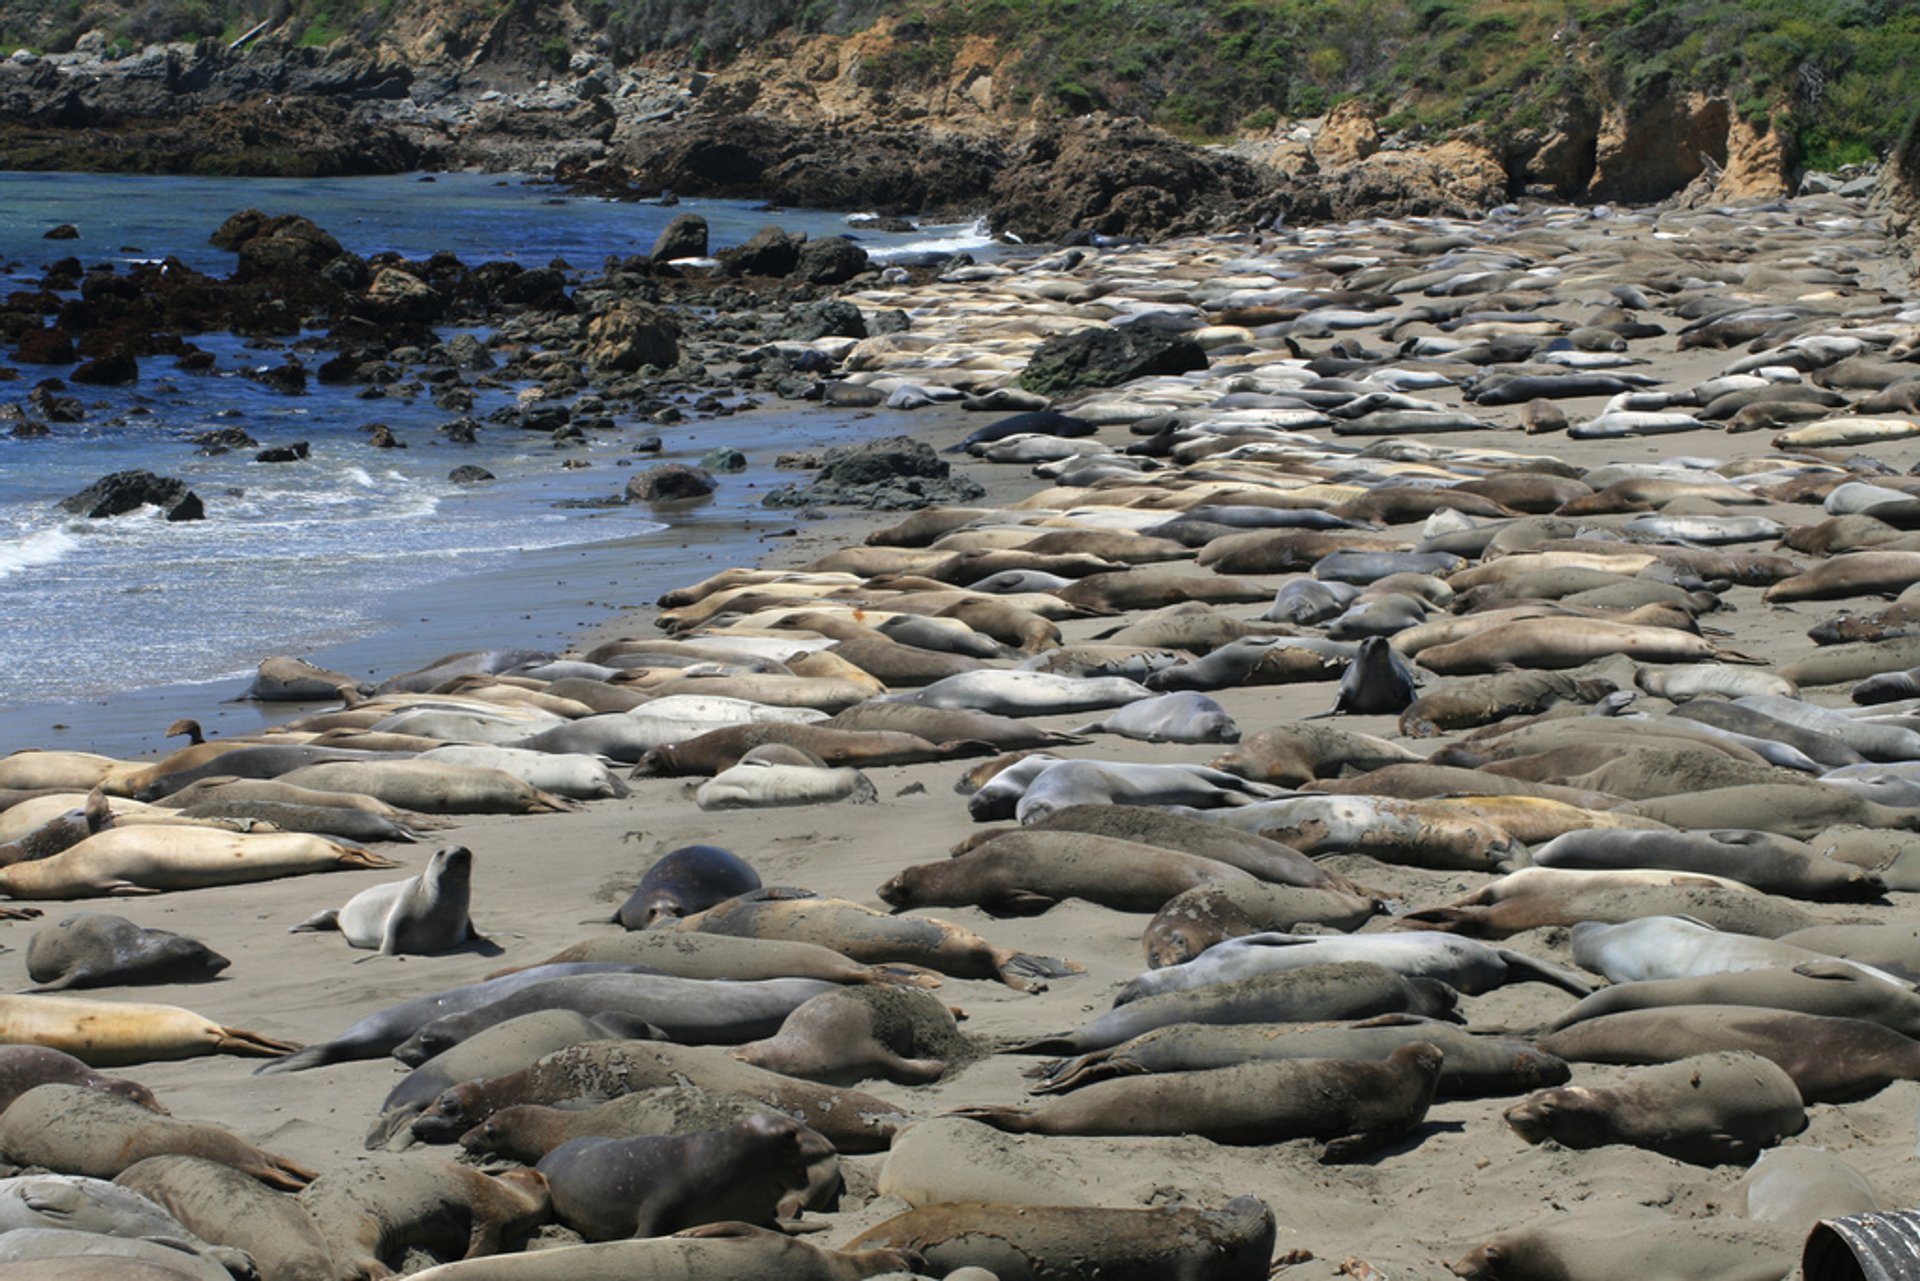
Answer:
[{"xmin": 10, "ymin": 181, "xmax": 1920, "ymax": 1278}]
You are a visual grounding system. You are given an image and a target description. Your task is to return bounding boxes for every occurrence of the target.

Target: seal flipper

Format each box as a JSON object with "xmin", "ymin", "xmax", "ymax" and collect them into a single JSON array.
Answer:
[
  {"xmin": 1494, "ymin": 948, "xmax": 1594, "ymax": 996},
  {"xmin": 291, "ymin": 908, "xmax": 342, "ymax": 935},
  {"xmin": 938, "ymin": 1103, "xmax": 1035, "ymax": 1132},
  {"xmin": 999, "ymin": 951, "xmax": 1085, "ymax": 989},
  {"xmin": 985, "ymin": 890, "xmax": 1059, "ymax": 917}
]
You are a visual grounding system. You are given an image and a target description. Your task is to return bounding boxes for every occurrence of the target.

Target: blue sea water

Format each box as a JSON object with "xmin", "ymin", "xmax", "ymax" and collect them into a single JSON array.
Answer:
[{"xmin": 0, "ymin": 171, "xmax": 995, "ymax": 751}]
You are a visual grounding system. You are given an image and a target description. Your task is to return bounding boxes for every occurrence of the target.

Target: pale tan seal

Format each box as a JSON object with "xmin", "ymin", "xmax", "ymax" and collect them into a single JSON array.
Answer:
[
  {"xmin": 0, "ymin": 993, "xmax": 295, "ymax": 1066},
  {"xmin": 0, "ymin": 1085, "xmax": 316, "ymax": 1188}
]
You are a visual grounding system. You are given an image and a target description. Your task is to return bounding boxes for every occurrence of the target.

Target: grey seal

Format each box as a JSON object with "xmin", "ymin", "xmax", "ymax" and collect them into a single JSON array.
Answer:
[{"xmin": 25, "ymin": 914, "xmax": 230, "ymax": 992}]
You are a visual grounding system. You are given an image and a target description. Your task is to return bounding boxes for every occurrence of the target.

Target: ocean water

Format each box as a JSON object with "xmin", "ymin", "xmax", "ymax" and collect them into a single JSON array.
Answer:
[{"xmin": 0, "ymin": 171, "xmax": 997, "ymax": 752}]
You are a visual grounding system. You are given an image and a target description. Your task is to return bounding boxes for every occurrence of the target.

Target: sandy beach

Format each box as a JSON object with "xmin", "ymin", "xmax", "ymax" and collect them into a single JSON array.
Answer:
[{"xmin": 5, "ymin": 184, "xmax": 1920, "ymax": 1280}]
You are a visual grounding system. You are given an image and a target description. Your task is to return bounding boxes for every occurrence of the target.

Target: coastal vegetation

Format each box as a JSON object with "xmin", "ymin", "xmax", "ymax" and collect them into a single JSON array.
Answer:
[{"xmin": 4, "ymin": 0, "xmax": 1917, "ymax": 169}]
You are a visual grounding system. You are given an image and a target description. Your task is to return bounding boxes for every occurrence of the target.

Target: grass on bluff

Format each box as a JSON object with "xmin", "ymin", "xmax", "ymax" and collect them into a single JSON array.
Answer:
[{"xmin": 1, "ymin": 0, "xmax": 1915, "ymax": 171}]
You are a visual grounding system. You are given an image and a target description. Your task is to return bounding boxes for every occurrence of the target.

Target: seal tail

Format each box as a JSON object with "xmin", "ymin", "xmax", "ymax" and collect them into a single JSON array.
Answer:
[
  {"xmin": 1006, "ymin": 1033, "xmax": 1082, "ymax": 1056},
  {"xmin": 1496, "ymin": 950, "xmax": 1595, "ymax": 996},
  {"xmin": 252, "ymin": 1042, "xmax": 338, "ymax": 1075},
  {"xmin": 1710, "ymin": 645, "xmax": 1768, "ymax": 665},
  {"xmin": 868, "ymin": 964, "xmax": 944, "ymax": 988},
  {"xmin": 252, "ymin": 1154, "xmax": 320, "ymax": 1192},
  {"xmin": 939, "ymin": 1104, "xmax": 1036, "ymax": 1132},
  {"xmin": 1392, "ymin": 908, "xmax": 1492, "ymax": 937},
  {"xmin": 1001, "ymin": 951, "xmax": 1084, "ymax": 986},
  {"xmin": 335, "ymin": 847, "xmax": 403, "ymax": 870},
  {"xmin": 217, "ymin": 1025, "xmax": 303, "ymax": 1058}
]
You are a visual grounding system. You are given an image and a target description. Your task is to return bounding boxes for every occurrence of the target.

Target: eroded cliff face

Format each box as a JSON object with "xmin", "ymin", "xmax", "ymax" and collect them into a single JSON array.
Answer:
[
  {"xmin": 0, "ymin": 1, "xmax": 1817, "ymax": 235},
  {"xmin": 1873, "ymin": 112, "xmax": 1920, "ymax": 272}
]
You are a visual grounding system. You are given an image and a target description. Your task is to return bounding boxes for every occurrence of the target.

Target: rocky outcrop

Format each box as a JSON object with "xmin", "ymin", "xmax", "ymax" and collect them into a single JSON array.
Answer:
[
  {"xmin": 59, "ymin": 470, "xmax": 203, "ymax": 520},
  {"xmin": 1874, "ymin": 110, "xmax": 1920, "ymax": 272},
  {"xmin": 585, "ymin": 302, "xmax": 681, "ymax": 373},
  {"xmin": 650, "ymin": 214, "xmax": 709, "ymax": 262},
  {"xmin": 1313, "ymin": 101, "xmax": 1381, "ymax": 168},
  {"xmin": 1018, "ymin": 325, "xmax": 1208, "ymax": 399},
  {"xmin": 763, "ymin": 436, "xmax": 986, "ymax": 511},
  {"xmin": 987, "ymin": 114, "xmax": 1269, "ymax": 242},
  {"xmin": 626, "ymin": 464, "xmax": 717, "ymax": 503}
]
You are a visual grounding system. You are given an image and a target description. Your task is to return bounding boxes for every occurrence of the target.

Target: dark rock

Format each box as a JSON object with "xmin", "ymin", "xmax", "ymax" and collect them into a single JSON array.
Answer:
[
  {"xmin": 440, "ymin": 417, "xmax": 481, "ymax": 443},
  {"xmin": 488, "ymin": 266, "xmax": 573, "ymax": 312},
  {"xmin": 650, "ymin": 213, "xmax": 710, "ymax": 262},
  {"xmin": 776, "ymin": 451, "xmax": 822, "ymax": 469},
  {"xmin": 762, "ymin": 434, "xmax": 986, "ymax": 511},
  {"xmin": 794, "ymin": 237, "xmax": 869, "ymax": 285},
  {"xmin": 776, "ymin": 300, "xmax": 867, "ymax": 342},
  {"xmin": 871, "ymin": 309, "xmax": 911, "ymax": 336},
  {"xmin": 365, "ymin": 424, "xmax": 405, "ymax": 448},
  {"xmin": 700, "ymin": 447, "xmax": 747, "ymax": 473},
  {"xmin": 59, "ymin": 469, "xmax": 203, "ymax": 521},
  {"xmin": 70, "ymin": 349, "xmax": 137, "ymax": 385},
  {"xmin": 14, "ymin": 326, "xmax": 74, "ymax": 365},
  {"xmin": 625, "ymin": 463, "xmax": 716, "ymax": 503},
  {"xmin": 192, "ymin": 427, "xmax": 256, "ymax": 453},
  {"xmin": 449, "ymin": 465, "xmax": 495, "ymax": 484},
  {"xmin": 255, "ymin": 442, "xmax": 310, "ymax": 463},
  {"xmin": 175, "ymin": 349, "xmax": 216, "ymax": 373},
  {"xmin": 1017, "ymin": 325, "xmax": 1207, "ymax": 398},
  {"xmin": 249, "ymin": 361, "xmax": 308, "ymax": 394},
  {"xmin": 724, "ymin": 226, "xmax": 804, "ymax": 278},
  {"xmin": 43, "ymin": 224, "xmax": 78, "ymax": 240},
  {"xmin": 632, "ymin": 435, "xmax": 663, "ymax": 453}
]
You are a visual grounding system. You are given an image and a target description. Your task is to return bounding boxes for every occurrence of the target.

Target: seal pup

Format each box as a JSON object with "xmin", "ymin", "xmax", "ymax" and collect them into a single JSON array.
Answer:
[
  {"xmin": 0, "ymin": 1047, "xmax": 163, "ymax": 1114},
  {"xmin": 291, "ymin": 845, "xmax": 485, "ymax": 956},
  {"xmin": 615, "ymin": 845, "xmax": 763, "ymax": 929},
  {"xmin": 25, "ymin": 914, "xmax": 230, "ymax": 991}
]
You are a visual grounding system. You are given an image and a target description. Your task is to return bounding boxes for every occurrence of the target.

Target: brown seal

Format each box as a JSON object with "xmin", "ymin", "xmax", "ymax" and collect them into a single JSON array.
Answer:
[
  {"xmin": 1537, "ymin": 1005, "xmax": 1920, "ymax": 1103},
  {"xmin": 1207, "ymin": 722, "xmax": 1420, "ymax": 786},
  {"xmin": 1503, "ymin": 1051, "xmax": 1806, "ymax": 1165},
  {"xmin": 1007, "ymin": 803, "xmax": 1344, "ymax": 889},
  {"xmin": 410, "ymin": 1041, "xmax": 912, "ymax": 1153},
  {"xmin": 878, "ymin": 830, "xmax": 1254, "ymax": 917},
  {"xmin": 848, "ymin": 1197, "xmax": 1277, "ymax": 1281},
  {"xmin": 633, "ymin": 722, "xmax": 984, "ymax": 777},
  {"xmin": 0, "ymin": 1084, "xmax": 316, "ymax": 1189},
  {"xmin": 947, "ymin": 1041, "xmax": 1443, "ymax": 1161},
  {"xmin": 0, "ymin": 1046, "xmax": 164, "ymax": 1115},
  {"xmin": 1449, "ymin": 1206, "xmax": 1793, "ymax": 1280},
  {"xmin": 297, "ymin": 1160, "xmax": 550, "ymax": 1274},
  {"xmin": 732, "ymin": 985, "xmax": 976, "ymax": 1085},
  {"xmin": 456, "ymin": 1086, "xmax": 841, "ymax": 1216},
  {"xmin": 1142, "ymin": 881, "xmax": 1384, "ymax": 966},
  {"xmin": 537, "ymin": 1115, "xmax": 829, "ymax": 1240},
  {"xmin": 115, "ymin": 1154, "xmax": 338, "ymax": 1281},
  {"xmin": 388, "ymin": 1223, "xmax": 920, "ymax": 1280}
]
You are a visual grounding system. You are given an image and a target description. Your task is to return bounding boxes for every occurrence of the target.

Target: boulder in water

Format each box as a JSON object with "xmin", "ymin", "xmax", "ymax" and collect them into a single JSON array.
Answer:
[{"xmin": 59, "ymin": 470, "xmax": 204, "ymax": 521}]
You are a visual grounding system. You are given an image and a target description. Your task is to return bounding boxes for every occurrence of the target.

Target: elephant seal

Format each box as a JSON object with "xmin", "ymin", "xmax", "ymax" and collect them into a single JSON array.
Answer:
[
  {"xmin": 731, "ymin": 985, "xmax": 975, "ymax": 1085},
  {"xmin": 0, "ymin": 1174, "xmax": 229, "ymax": 1253},
  {"xmin": 1450, "ymin": 1206, "xmax": 1794, "ymax": 1281},
  {"xmin": 1569, "ymin": 917, "xmax": 1911, "ymax": 988},
  {"xmin": 949, "ymin": 1041, "xmax": 1443, "ymax": 1160},
  {"xmin": 243, "ymin": 656, "xmax": 366, "ymax": 701},
  {"xmin": 290, "ymin": 845, "xmax": 483, "ymax": 955},
  {"xmin": 0, "ymin": 1047, "xmax": 163, "ymax": 1114},
  {"xmin": 0, "ymin": 790, "xmax": 112, "ymax": 867},
  {"xmin": 1142, "ymin": 880, "xmax": 1384, "ymax": 966},
  {"xmin": 1069, "ymin": 691, "xmax": 1240, "ymax": 743},
  {"xmin": 1118, "ymin": 930, "xmax": 1590, "ymax": 1003},
  {"xmin": 115, "ymin": 1155, "xmax": 337, "ymax": 1281},
  {"xmin": 0, "ymin": 1085, "xmax": 316, "ymax": 1188},
  {"xmin": 1034, "ymin": 1014, "xmax": 1566, "ymax": 1100},
  {"xmin": 884, "ymin": 670, "xmax": 1150, "ymax": 716},
  {"xmin": 409, "ymin": 1041, "xmax": 910, "ymax": 1153},
  {"xmin": 1503, "ymin": 1051, "xmax": 1806, "ymax": 1165},
  {"xmin": 1208, "ymin": 722, "xmax": 1420, "ymax": 786},
  {"xmin": 1737, "ymin": 1148, "xmax": 1880, "ymax": 1231},
  {"xmin": 695, "ymin": 762, "xmax": 877, "ymax": 810},
  {"xmin": 25, "ymin": 915, "xmax": 230, "ymax": 991},
  {"xmin": 1532, "ymin": 828, "xmax": 1884, "ymax": 901},
  {"xmin": 0, "ymin": 1229, "xmax": 231, "ymax": 1281},
  {"xmin": 394, "ymin": 1224, "xmax": 918, "ymax": 1281},
  {"xmin": 671, "ymin": 889, "xmax": 1081, "ymax": 992},
  {"xmin": 616, "ymin": 845, "xmax": 763, "ymax": 929},
  {"xmin": 847, "ymin": 1197, "xmax": 1276, "ymax": 1281},
  {"xmin": 0, "ymin": 827, "xmax": 398, "ymax": 899},
  {"xmin": 1546, "ymin": 961, "xmax": 1920, "ymax": 1037},
  {"xmin": 537, "ymin": 1115, "xmax": 829, "ymax": 1239},
  {"xmin": 455, "ymin": 1087, "xmax": 841, "ymax": 1219},
  {"xmin": 1014, "ymin": 804, "xmax": 1343, "ymax": 888},
  {"xmin": 1398, "ymin": 669, "xmax": 1612, "ymax": 736},
  {"xmin": 1397, "ymin": 867, "xmax": 1816, "ymax": 940},
  {"xmin": 1775, "ymin": 922, "xmax": 1920, "ymax": 980},
  {"xmin": 633, "ymin": 723, "xmax": 979, "ymax": 778},
  {"xmin": 1016, "ymin": 962, "xmax": 1459, "ymax": 1056},
  {"xmin": 278, "ymin": 761, "xmax": 571, "ymax": 815},
  {"xmin": 368, "ymin": 1010, "xmax": 642, "ymax": 1148},
  {"xmin": 879, "ymin": 830, "xmax": 1254, "ymax": 917},
  {"xmin": 393, "ymin": 975, "xmax": 834, "ymax": 1065},
  {"xmin": 1312, "ymin": 635, "xmax": 1419, "ymax": 716},
  {"xmin": 296, "ymin": 1161, "xmax": 550, "ymax": 1275},
  {"xmin": 0, "ymin": 993, "xmax": 294, "ymax": 1066},
  {"xmin": 825, "ymin": 700, "xmax": 1088, "ymax": 750},
  {"xmin": 1537, "ymin": 1006, "xmax": 1920, "ymax": 1103},
  {"xmin": 501, "ymin": 932, "xmax": 930, "ymax": 988}
]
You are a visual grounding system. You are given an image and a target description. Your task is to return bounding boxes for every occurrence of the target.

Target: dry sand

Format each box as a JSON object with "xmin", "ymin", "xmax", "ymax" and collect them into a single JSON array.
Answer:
[{"xmin": 4, "ymin": 190, "xmax": 1920, "ymax": 1279}]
